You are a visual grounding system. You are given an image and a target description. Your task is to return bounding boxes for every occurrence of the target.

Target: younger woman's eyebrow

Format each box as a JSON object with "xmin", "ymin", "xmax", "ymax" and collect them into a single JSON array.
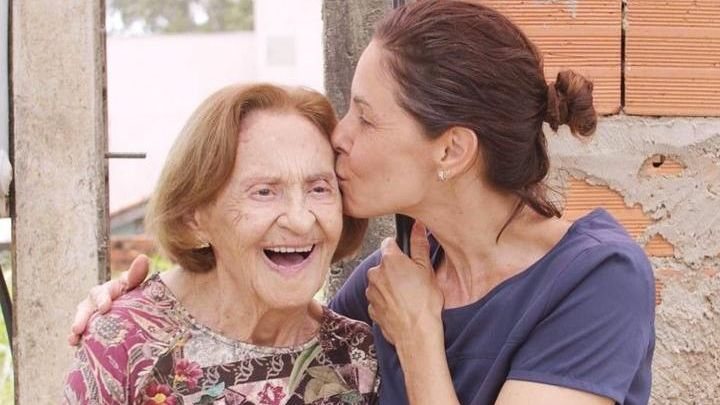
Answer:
[{"xmin": 352, "ymin": 95, "xmax": 373, "ymax": 110}]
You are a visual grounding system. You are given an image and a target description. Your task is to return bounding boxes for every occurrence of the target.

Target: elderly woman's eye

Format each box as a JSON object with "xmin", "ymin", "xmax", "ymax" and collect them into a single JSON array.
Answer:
[
  {"xmin": 252, "ymin": 187, "xmax": 274, "ymax": 198},
  {"xmin": 310, "ymin": 182, "xmax": 333, "ymax": 195}
]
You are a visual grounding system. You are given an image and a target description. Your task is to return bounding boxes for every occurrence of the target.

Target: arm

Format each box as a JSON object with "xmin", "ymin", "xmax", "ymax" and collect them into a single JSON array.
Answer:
[
  {"xmin": 395, "ymin": 314, "xmax": 460, "ymax": 405},
  {"xmin": 68, "ymin": 255, "xmax": 149, "ymax": 345},
  {"xmin": 64, "ymin": 317, "xmax": 130, "ymax": 403},
  {"xmin": 365, "ymin": 223, "xmax": 459, "ymax": 405},
  {"xmin": 501, "ymin": 243, "xmax": 655, "ymax": 405},
  {"xmin": 495, "ymin": 381, "xmax": 612, "ymax": 405}
]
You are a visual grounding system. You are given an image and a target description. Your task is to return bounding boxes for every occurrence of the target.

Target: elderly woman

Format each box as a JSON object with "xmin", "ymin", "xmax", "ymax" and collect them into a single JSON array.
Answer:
[
  {"xmin": 64, "ymin": 84, "xmax": 378, "ymax": 404},
  {"xmin": 71, "ymin": 2, "xmax": 655, "ymax": 404}
]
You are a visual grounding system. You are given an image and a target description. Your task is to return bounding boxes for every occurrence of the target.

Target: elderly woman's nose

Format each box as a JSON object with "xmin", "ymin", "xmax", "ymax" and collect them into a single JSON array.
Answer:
[{"xmin": 277, "ymin": 198, "xmax": 316, "ymax": 234}]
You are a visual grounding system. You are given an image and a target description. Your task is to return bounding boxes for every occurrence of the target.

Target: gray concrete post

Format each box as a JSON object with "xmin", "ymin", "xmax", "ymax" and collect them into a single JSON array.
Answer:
[
  {"xmin": 11, "ymin": 1, "xmax": 108, "ymax": 402},
  {"xmin": 322, "ymin": 0, "xmax": 397, "ymax": 297}
]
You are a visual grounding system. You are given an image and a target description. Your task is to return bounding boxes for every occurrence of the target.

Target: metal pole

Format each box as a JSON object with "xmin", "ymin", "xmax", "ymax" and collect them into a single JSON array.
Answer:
[{"xmin": 0, "ymin": 0, "xmax": 12, "ymax": 352}]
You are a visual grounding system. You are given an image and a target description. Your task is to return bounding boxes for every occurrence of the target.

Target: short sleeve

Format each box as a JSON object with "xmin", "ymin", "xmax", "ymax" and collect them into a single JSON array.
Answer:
[
  {"xmin": 328, "ymin": 248, "xmax": 382, "ymax": 325},
  {"xmin": 507, "ymin": 244, "xmax": 655, "ymax": 403},
  {"xmin": 64, "ymin": 313, "xmax": 131, "ymax": 403}
]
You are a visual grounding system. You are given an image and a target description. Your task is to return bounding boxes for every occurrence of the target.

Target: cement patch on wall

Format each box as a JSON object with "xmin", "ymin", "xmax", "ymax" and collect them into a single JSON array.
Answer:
[
  {"xmin": 549, "ymin": 116, "xmax": 720, "ymax": 268},
  {"xmin": 548, "ymin": 115, "xmax": 720, "ymax": 403}
]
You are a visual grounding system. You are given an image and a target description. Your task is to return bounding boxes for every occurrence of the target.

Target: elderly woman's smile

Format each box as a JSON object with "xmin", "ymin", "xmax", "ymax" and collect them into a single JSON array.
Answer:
[{"xmin": 262, "ymin": 244, "xmax": 315, "ymax": 272}]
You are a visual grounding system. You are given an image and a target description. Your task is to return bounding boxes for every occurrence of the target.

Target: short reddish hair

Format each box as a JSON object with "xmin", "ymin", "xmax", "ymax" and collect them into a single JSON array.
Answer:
[{"xmin": 146, "ymin": 84, "xmax": 368, "ymax": 272}]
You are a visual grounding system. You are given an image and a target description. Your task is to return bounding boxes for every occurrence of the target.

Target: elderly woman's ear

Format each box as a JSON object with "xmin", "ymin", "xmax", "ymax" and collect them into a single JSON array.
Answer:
[
  {"xmin": 186, "ymin": 210, "xmax": 211, "ymax": 247},
  {"xmin": 433, "ymin": 126, "xmax": 479, "ymax": 182}
]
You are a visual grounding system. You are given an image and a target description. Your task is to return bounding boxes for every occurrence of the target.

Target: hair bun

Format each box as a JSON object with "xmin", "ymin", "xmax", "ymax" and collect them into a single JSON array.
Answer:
[{"xmin": 545, "ymin": 71, "xmax": 597, "ymax": 137}]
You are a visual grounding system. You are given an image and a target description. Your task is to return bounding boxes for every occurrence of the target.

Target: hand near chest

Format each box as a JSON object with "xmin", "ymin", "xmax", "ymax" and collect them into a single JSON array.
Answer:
[{"xmin": 365, "ymin": 222, "xmax": 444, "ymax": 347}]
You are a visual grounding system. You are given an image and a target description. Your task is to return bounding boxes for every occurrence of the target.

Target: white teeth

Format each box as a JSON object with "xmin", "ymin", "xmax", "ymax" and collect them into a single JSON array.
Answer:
[{"xmin": 266, "ymin": 245, "xmax": 313, "ymax": 253}]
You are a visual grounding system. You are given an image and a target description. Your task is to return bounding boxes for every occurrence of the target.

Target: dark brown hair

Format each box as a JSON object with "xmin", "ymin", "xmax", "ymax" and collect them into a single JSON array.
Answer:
[
  {"xmin": 146, "ymin": 83, "xmax": 367, "ymax": 272},
  {"xmin": 375, "ymin": 0, "xmax": 596, "ymax": 236}
]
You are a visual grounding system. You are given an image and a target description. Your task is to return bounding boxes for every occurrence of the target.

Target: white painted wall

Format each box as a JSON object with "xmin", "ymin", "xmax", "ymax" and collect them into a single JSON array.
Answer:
[
  {"xmin": 253, "ymin": 0, "xmax": 324, "ymax": 92},
  {"xmin": 107, "ymin": 33, "xmax": 257, "ymax": 212},
  {"xmin": 108, "ymin": 2, "xmax": 326, "ymax": 215}
]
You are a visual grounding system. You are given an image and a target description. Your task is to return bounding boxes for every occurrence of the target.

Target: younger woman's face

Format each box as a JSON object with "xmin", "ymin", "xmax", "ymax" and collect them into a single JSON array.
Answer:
[{"xmin": 332, "ymin": 41, "xmax": 438, "ymax": 219}]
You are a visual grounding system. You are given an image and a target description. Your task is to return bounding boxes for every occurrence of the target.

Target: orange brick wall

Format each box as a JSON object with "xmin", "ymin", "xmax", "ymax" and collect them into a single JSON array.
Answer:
[
  {"xmin": 110, "ymin": 236, "xmax": 157, "ymax": 273},
  {"xmin": 484, "ymin": 0, "xmax": 622, "ymax": 115},
  {"xmin": 561, "ymin": 178, "xmax": 676, "ymax": 308},
  {"xmin": 562, "ymin": 178, "xmax": 675, "ymax": 258},
  {"xmin": 483, "ymin": 0, "xmax": 720, "ymax": 117},
  {"xmin": 625, "ymin": 0, "xmax": 720, "ymax": 116}
]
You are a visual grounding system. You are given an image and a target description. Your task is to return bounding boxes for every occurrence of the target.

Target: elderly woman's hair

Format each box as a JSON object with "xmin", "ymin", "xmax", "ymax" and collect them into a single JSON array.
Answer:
[
  {"xmin": 376, "ymin": 1, "xmax": 597, "ymax": 237},
  {"xmin": 146, "ymin": 84, "xmax": 368, "ymax": 273}
]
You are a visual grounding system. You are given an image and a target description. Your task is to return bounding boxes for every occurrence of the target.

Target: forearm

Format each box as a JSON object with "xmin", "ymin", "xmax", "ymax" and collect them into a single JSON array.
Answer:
[{"xmin": 395, "ymin": 319, "xmax": 460, "ymax": 405}]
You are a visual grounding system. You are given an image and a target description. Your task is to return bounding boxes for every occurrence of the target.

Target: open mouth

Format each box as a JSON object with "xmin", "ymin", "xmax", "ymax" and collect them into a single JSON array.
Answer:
[{"xmin": 263, "ymin": 245, "xmax": 315, "ymax": 268}]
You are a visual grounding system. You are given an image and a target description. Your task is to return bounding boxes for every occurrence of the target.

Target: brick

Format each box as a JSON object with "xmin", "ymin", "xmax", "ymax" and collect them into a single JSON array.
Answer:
[
  {"xmin": 625, "ymin": 1, "xmax": 720, "ymax": 116},
  {"xmin": 484, "ymin": 0, "xmax": 622, "ymax": 115},
  {"xmin": 562, "ymin": 179, "xmax": 651, "ymax": 238},
  {"xmin": 646, "ymin": 234, "xmax": 675, "ymax": 257},
  {"xmin": 561, "ymin": 179, "xmax": 677, "ymax": 258},
  {"xmin": 639, "ymin": 154, "xmax": 686, "ymax": 177},
  {"xmin": 110, "ymin": 235, "xmax": 158, "ymax": 273}
]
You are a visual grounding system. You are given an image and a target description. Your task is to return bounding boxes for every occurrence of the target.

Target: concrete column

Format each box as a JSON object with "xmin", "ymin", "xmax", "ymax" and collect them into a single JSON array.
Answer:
[
  {"xmin": 11, "ymin": 1, "xmax": 108, "ymax": 402},
  {"xmin": 322, "ymin": 0, "xmax": 396, "ymax": 296}
]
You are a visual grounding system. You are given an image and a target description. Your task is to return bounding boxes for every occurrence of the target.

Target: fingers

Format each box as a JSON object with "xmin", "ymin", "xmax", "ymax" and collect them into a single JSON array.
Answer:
[
  {"xmin": 365, "ymin": 285, "xmax": 382, "ymax": 324},
  {"xmin": 97, "ymin": 254, "xmax": 149, "ymax": 312},
  {"xmin": 68, "ymin": 255, "xmax": 150, "ymax": 347},
  {"xmin": 367, "ymin": 302, "xmax": 377, "ymax": 323},
  {"xmin": 409, "ymin": 221, "xmax": 431, "ymax": 267},
  {"xmin": 67, "ymin": 333, "xmax": 80, "ymax": 346},
  {"xmin": 126, "ymin": 254, "xmax": 150, "ymax": 289},
  {"xmin": 102, "ymin": 280, "xmax": 127, "ymax": 313},
  {"xmin": 70, "ymin": 298, "xmax": 96, "ymax": 343},
  {"xmin": 366, "ymin": 267, "xmax": 383, "ymax": 321},
  {"xmin": 380, "ymin": 237, "xmax": 400, "ymax": 256}
]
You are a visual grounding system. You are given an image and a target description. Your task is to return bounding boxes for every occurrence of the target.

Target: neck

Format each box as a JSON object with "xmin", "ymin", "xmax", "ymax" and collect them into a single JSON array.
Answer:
[
  {"xmin": 406, "ymin": 174, "xmax": 569, "ymax": 306},
  {"xmin": 162, "ymin": 268, "xmax": 322, "ymax": 347}
]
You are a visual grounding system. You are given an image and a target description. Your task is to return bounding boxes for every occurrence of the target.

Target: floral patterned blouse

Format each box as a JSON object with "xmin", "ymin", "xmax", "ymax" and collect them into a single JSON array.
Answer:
[{"xmin": 64, "ymin": 274, "xmax": 379, "ymax": 404}]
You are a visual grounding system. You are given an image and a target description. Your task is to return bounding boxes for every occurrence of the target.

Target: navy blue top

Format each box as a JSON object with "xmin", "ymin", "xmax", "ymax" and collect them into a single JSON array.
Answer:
[{"xmin": 329, "ymin": 209, "xmax": 655, "ymax": 405}]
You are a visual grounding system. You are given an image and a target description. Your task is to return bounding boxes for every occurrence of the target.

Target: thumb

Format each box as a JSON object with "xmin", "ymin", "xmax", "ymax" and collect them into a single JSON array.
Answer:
[
  {"xmin": 380, "ymin": 237, "xmax": 402, "ymax": 256},
  {"xmin": 409, "ymin": 221, "xmax": 432, "ymax": 268},
  {"xmin": 125, "ymin": 254, "xmax": 150, "ymax": 290}
]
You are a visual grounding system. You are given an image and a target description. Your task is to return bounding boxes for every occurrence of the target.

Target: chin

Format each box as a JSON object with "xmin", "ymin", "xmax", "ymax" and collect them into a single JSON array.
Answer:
[
  {"xmin": 264, "ymin": 288, "xmax": 319, "ymax": 310},
  {"xmin": 342, "ymin": 198, "xmax": 375, "ymax": 219}
]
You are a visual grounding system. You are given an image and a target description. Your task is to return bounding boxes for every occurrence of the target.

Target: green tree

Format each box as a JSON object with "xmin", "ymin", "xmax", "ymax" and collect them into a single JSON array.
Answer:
[{"xmin": 108, "ymin": 0, "xmax": 254, "ymax": 35}]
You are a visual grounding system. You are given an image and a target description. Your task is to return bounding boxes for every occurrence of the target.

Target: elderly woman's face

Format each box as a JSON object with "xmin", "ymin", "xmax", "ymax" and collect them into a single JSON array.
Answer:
[{"xmin": 194, "ymin": 111, "xmax": 343, "ymax": 309}]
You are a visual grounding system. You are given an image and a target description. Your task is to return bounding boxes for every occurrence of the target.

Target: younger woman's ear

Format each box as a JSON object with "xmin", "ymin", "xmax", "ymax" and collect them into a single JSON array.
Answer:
[{"xmin": 435, "ymin": 126, "xmax": 479, "ymax": 177}]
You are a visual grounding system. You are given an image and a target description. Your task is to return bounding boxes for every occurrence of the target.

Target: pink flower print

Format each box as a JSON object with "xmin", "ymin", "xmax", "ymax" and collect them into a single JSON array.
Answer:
[
  {"xmin": 144, "ymin": 382, "xmax": 177, "ymax": 405},
  {"xmin": 258, "ymin": 382, "xmax": 286, "ymax": 405},
  {"xmin": 174, "ymin": 359, "xmax": 203, "ymax": 389}
]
